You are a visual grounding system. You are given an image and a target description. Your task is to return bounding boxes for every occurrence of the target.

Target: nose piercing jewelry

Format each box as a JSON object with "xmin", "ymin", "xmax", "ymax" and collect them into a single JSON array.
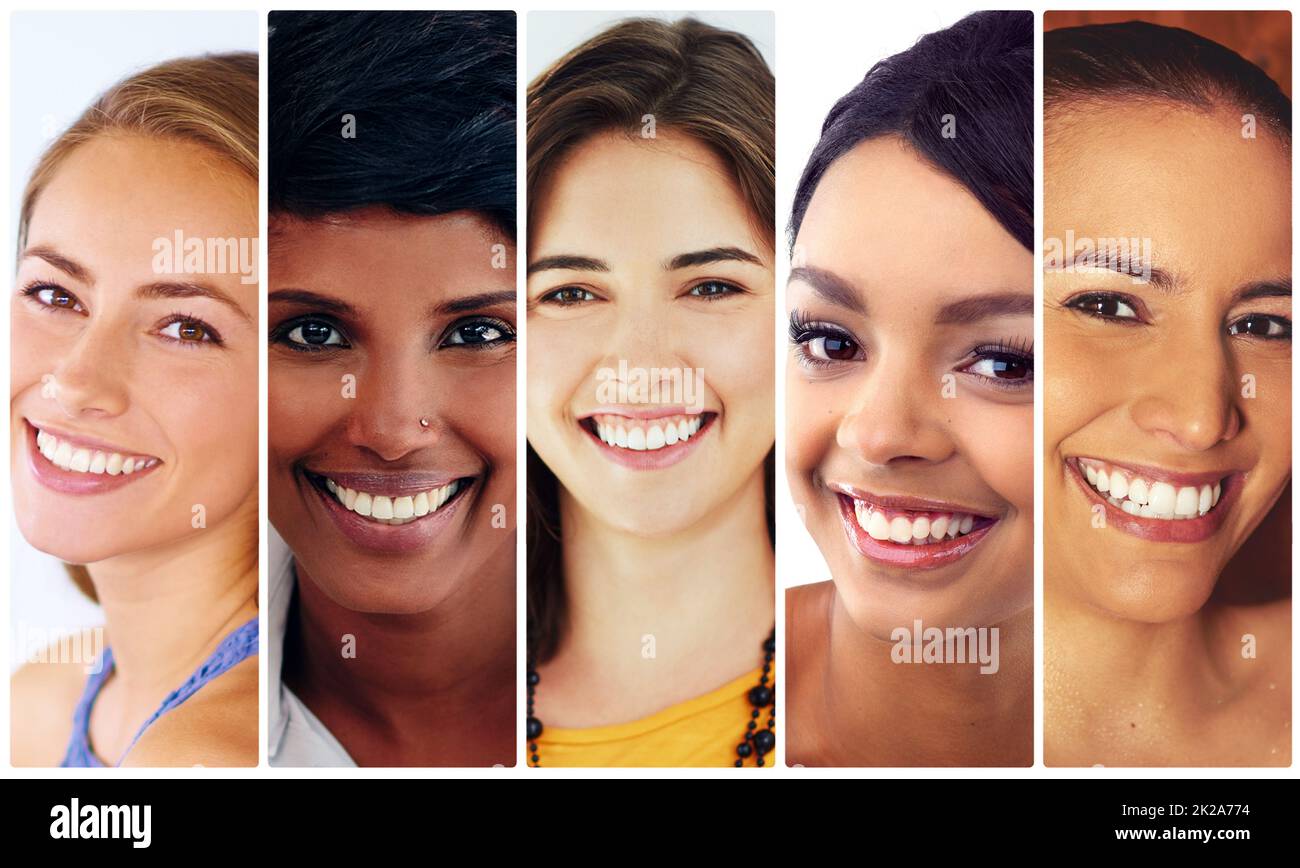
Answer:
[{"xmin": 419, "ymin": 417, "xmax": 430, "ymax": 428}]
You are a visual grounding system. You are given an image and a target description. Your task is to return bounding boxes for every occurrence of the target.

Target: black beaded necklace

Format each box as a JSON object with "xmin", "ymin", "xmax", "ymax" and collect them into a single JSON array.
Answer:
[{"xmin": 527, "ymin": 628, "xmax": 776, "ymax": 768}]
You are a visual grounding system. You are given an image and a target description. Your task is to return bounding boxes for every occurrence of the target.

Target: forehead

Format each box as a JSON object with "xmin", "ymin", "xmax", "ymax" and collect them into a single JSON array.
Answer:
[
  {"xmin": 1046, "ymin": 104, "xmax": 1290, "ymax": 273},
  {"xmin": 270, "ymin": 208, "xmax": 513, "ymax": 308},
  {"xmin": 530, "ymin": 129, "xmax": 765, "ymax": 261},
  {"xmin": 795, "ymin": 135, "xmax": 1030, "ymax": 302},
  {"xmin": 27, "ymin": 134, "xmax": 256, "ymax": 266}
]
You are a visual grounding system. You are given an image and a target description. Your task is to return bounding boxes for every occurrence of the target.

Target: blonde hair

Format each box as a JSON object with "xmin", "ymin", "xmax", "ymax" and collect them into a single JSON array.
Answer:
[
  {"xmin": 18, "ymin": 51, "xmax": 258, "ymax": 251},
  {"xmin": 19, "ymin": 52, "xmax": 258, "ymax": 602}
]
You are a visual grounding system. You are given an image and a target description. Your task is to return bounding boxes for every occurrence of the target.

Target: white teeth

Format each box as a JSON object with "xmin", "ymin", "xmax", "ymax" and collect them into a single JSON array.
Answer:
[
  {"xmin": 1148, "ymin": 482, "xmax": 1176, "ymax": 517},
  {"xmin": 590, "ymin": 414, "xmax": 706, "ymax": 452},
  {"xmin": 34, "ymin": 428, "xmax": 155, "ymax": 477},
  {"xmin": 1109, "ymin": 471, "xmax": 1128, "ymax": 499},
  {"xmin": 1078, "ymin": 459, "xmax": 1227, "ymax": 522},
  {"xmin": 1174, "ymin": 486, "xmax": 1199, "ymax": 518},
  {"xmin": 324, "ymin": 477, "xmax": 463, "ymax": 525},
  {"xmin": 853, "ymin": 501, "xmax": 983, "ymax": 546}
]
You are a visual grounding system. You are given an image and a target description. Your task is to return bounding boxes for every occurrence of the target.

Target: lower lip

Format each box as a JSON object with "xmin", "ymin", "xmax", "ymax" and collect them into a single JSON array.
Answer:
[
  {"xmin": 580, "ymin": 415, "xmax": 715, "ymax": 470},
  {"xmin": 24, "ymin": 423, "xmax": 159, "ymax": 496},
  {"xmin": 306, "ymin": 474, "xmax": 470, "ymax": 554},
  {"xmin": 835, "ymin": 494, "xmax": 996, "ymax": 570},
  {"xmin": 1066, "ymin": 459, "xmax": 1238, "ymax": 544}
]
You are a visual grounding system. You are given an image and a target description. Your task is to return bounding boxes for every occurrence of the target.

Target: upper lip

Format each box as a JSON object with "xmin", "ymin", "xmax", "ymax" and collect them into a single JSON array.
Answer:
[
  {"xmin": 27, "ymin": 419, "xmax": 158, "ymax": 459},
  {"xmin": 828, "ymin": 481, "xmax": 997, "ymax": 517},
  {"xmin": 1069, "ymin": 455, "xmax": 1239, "ymax": 487},
  {"xmin": 578, "ymin": 405, "xmax": 713, "ymax": 421},
  {"xmin": 303, "ymin": 468, "xmax": 468, "ymax": 496}
]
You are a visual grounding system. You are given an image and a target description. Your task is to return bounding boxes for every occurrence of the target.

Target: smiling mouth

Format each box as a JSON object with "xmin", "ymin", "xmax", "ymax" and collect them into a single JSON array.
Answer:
[
  {"xmin": 833, "ymin": 488, "xmax": 1000, "ymax": 571},
  {"xmin": 848, "ymin": 497, "xmax": 993, "ymax": 545},
  {"xmin": 578, "ymin": 410, "xmax": 717, "ymax": 469},
  {"xmin": 30, "ymin": 422, "xmax": 161, "ymax": 476},
  {"xmin": 303, "ymin": 470, "xmax": 472, "ymax": 526},
  {"xmin": 1071, "ymin": 457, "xmax": 1224, "ymax": 520}
]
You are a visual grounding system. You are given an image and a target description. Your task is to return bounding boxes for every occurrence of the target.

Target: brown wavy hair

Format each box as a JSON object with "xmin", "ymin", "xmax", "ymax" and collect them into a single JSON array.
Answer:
[{"xmin": 526, "ymin": 17, "xmax": 775, "ymax": 664}]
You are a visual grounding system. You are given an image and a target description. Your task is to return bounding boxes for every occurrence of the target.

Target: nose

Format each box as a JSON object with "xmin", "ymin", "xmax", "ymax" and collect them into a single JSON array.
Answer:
[
  {"xmin": 47, "ymin": 320, "xmax": 131, "ymax": 420},
  {"xmin": 1129, "ymin": 335, "xmax": 1241, "ymax": 451},
  {"xmin": 345, "ymin": 350, "xmax": 443, "ymax": 461},
  {"xmin": 836, "ymin": 352, "xmax": 956, "ymax": 467},
  {"xmin": 595, "ymin": 301, "xmax": 683, "ymax": 397}
]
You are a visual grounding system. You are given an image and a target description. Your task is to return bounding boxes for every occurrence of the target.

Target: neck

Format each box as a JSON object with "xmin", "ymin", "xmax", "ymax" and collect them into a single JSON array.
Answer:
[
  {"xmin": 1044, "ymin": 581, "xmax": 1223, "ymax": 712},
  {"xmin": 822, "ymin": 592, "xmax": 1033, "ymax": 761},
  {"xmin": 554, "ymin": 466, "xmax": 774, "ymax": 677},
  {"xmin": 289, "ymin": 539, "xmax": 516, "ymax": 722},
  {"xmin": 90, "ymin": 493, "xmax": 259, "ymax": 703}
]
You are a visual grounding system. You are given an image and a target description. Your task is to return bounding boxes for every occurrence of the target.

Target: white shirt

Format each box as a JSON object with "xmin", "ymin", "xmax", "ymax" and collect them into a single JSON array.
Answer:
[{"xmin": 268, "ymin": 530, "xmax": 356, "ymax": 767}]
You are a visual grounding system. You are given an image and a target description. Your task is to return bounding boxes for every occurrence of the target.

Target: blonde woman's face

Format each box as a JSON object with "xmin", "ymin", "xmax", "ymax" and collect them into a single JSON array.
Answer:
[
  {"xmin": 10, "ymin": 135, "xmax": 260, "ymax": 564},
  {"xmin": 1044, "ymin": 107, "xmax": 1291, "ymax": 622},
  {"xmin": 526, "ymin": 130, "xmax": 775, "ymax": 536}
]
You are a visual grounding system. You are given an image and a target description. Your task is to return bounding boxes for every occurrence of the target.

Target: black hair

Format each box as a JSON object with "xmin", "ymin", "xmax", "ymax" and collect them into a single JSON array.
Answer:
[
  {"xmin": 1045, "ymin": 20, "xmax": 1290, "ymax": 139},
  {"xmin": 790, "ymin": 10, "xmax": 1033, "ymax": 251},
  {"xmin": 269, "ymin": 11, "xmax": 516, "ymax": 237}
]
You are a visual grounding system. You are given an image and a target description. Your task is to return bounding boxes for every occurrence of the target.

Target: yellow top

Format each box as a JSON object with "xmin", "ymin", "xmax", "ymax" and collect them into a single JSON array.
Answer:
[{"xmin": 531, "ymin": 667, "xmax": 772, "ymax": 768}]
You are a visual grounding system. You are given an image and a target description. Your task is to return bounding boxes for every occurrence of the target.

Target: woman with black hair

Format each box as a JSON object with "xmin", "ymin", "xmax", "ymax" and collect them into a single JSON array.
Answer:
[
  {"xmin": 266, "ymin": 11, "xmax": 517, "ymax": 766},
  {"xmin": 784, "ymin": 11, "xmax": 1034, "ymax": 766},
  {"xmin": 1043, "ymin": 19, "xmax": 1291, "ymax": 767}
]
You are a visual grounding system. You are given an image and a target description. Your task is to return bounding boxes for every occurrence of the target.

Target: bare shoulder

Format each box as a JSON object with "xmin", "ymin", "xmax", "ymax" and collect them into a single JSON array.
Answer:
[
  {"xmin": 121, "ymin": 655, "xmax": 259, "ymax": 768},
  {"xmin": 784, "ymin": 581, "xmax": 832, "ymax": 766},
  {"xmin": 11, "ymin": 636, "xmax": 100, "ymax": 767}
]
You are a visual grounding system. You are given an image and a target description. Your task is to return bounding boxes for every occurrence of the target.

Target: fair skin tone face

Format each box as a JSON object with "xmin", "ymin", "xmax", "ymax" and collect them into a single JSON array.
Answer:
[
  {"xmin": 785, "ymin": 136, "xmax": 1033, "ymax": 766},
  {"xmin": 10, "ymin": 134, "xmax": 259, "ymax": 767},
  {"xmin": 527, "ymin": 129, "xmax": 775, "ymax": 727},
  {"xmin": 269, "ymin": 207, "xmax": 515, "ymax": 766},
  {"xmin": 1044, "ymin": 105, "xmax": 1291, "ymax": 766}
]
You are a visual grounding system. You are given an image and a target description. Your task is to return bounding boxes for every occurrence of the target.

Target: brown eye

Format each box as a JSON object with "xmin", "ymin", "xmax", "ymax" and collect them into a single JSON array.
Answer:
[
  {"xmin": 30, "ymin": 285, "xmax": 85, "ymax": 313},
  {"xmin": 1228, "ymin": 314, "xmax": 1290, "ymax": 339},
  {"xmin": 160, "ymin": 318, "xmax": 218, "ymax": 344},
  {"xmin": 812, "ymin": 334, "xmax": 861, "ymax": 361}
]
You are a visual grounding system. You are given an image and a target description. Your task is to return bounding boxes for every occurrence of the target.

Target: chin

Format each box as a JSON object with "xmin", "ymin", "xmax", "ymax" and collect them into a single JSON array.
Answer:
[{"xmin": 1069, "ymin": 560, "xmax": 1220, "ymax": 624}]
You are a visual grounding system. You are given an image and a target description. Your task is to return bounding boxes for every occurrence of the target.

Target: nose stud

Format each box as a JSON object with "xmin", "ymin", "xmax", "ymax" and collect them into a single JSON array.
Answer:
[{"xmin": 419, "ymin": 417, "xmax": 430, "ymax": 428}]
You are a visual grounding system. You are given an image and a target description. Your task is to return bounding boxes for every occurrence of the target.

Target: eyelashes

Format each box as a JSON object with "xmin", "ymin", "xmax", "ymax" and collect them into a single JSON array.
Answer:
[
  {"xmin": 787, "ymin": 307, "xmax": 1034, "ymax": 390},
  {"xmin": 535, "ymin": 279, "xmax": 746, "ymax": 307},
  {"xmin": 1062, "ymin": 290, "xmax": 1292, "ymax": 341},
  {"xmin": 268, "ymin": 314, "xmax": 517, "ymax": 353},
  {"xmin": 20, "ymin": 280, "xmax": 224, "ymax": 348}
]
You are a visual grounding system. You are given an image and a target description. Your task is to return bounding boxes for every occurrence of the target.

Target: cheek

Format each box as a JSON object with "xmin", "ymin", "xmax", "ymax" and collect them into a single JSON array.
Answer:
[
  {"xmin": 957, "ymin": 401, "xmax": 1033, "ymax": 513},
  {"xmin": 447, "ymin": 362, "xmax": 516, "ymax": 470},
  {"xmin": 526, "ymin": 317, "xmax": 591, "ymax": 421},
  {"xmin": 161, "ymin": 358, "xmax": 258, "ymax": 480},
  {"xmin": 269, "ymin": 363, "xmax": 346, "ymax": 462},
  {"xmin": 684, "ymin": 308, "xmax": 775, "ymax": 423},
  {"xmin": 1043, "ymin": 323, "xmax": 1100, "ymax": 451},
  {"xmin": 784, "ymin": 368, "xmax": 840, "ymax": 478}
]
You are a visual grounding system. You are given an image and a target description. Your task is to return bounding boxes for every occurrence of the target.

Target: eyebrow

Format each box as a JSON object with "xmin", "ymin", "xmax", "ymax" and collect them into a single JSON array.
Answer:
[
  {"xmin": 138, "ymin": 281, "xmax": 252, "ymax": 322},
  {"xmin": 268, "ymin": 288, "xmax": 357, "ymax": 317},
  {"xmin": 667, "ymin": 247, "xmax": 764, "ymax": 270},
  {"xmin": 527, "ymin": 255, "xmax": 609, "ymax": 276},
  {"xmin": 1235, "ymin": 278, "xmax": 1291, "ymax": 303},
  {"xmin": 1055, "ymin": 249, "xmax": 1180, "ymax": 293},
  {"xmin": 787, "ymin": 266, "xmax": 867, "ymax": 316},
  {"xmin": 23, "ymin": 245, "xmax": 93, "ymax": 283},
  {"xmin": 432, "ymin": 290, "xmax": 517, "ymax": 316},
  {"xmin": 935, "ymin": 292, "xmax": 1034, "ymax": 324}
]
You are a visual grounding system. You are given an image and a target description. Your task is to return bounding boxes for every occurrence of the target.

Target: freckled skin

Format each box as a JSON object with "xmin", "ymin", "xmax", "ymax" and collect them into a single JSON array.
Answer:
[
  {"xmin": 1044, "ymin": 105, "xmax": 1291, "ymax": 766},
  {"xmin": 785, "ymin": 136, "xmax": 1033, "ymax": 766}
]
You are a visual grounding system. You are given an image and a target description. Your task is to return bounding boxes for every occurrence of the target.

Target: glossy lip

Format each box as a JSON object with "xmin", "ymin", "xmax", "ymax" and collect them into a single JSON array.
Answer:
[
  {"xmin": 833, "ymin": 491, "xmax": 999, "ymax": 571},
  {"xmin": 302, "ymin": 467, "xmax": 474, "ymax": 554},
  {"xmin": 1064, "ymin": 456, "xmax": 1242, "ymax": 544},
  {"xmin": 577, "ymin": 408, "xmax": 717, "ymax": 471},
  {"xmin": 304, "ymin": 468, "xmax": 462, "ymax": 498},
  {"xmin": 23, "ymin": 419, "xmax": 162, "ymax": 496}
]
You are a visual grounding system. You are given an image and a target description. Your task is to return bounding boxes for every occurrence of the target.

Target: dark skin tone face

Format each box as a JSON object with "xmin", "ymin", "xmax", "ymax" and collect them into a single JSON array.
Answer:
[{"xmin": 269, "ymin": 207, "xmax": 517, "ymax": 765}]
